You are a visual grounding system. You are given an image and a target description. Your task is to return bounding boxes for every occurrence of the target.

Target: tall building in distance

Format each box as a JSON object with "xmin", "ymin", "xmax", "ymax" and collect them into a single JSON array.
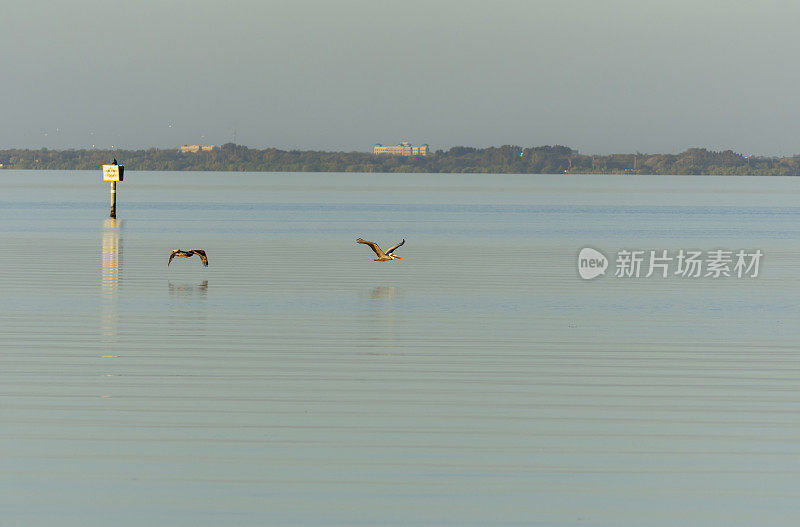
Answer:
[
  {"xmin": 180, "ymin": 145, "xmax": 215, "ymax": 153},
  {"xmin": 373, "ymin": 142, "xmax": 429, "ymax": 156}
]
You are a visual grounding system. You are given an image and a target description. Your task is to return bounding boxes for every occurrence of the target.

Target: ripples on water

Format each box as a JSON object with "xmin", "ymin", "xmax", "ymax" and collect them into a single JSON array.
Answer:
[{"xmin": 3, "ymin": 171, "xmax": 800, "ymax": 526}]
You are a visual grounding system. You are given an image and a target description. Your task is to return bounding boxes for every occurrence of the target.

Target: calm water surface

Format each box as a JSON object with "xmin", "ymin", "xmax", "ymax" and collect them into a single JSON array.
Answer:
[{"xmin": 3, "ymin": 170, "xmax": 800, "ymax": 526}]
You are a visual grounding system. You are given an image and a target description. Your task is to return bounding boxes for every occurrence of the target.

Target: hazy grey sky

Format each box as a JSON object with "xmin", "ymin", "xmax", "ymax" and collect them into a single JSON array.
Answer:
[{"xmin": 3, "ymin": 0, "xmax": 800, "ymax": 154}]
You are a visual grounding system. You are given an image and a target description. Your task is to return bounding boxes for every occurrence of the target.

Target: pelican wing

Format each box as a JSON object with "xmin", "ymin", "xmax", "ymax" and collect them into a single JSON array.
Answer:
[
  {"xmin": 168, "ymin": 249, "xmax": 179, "ymax": 266},
  {"xmin": 357, "ymin": 238, "xmax": 386, "ymax": 258},
  {"xmin": 193, "ymin": 249, "xmax": 209, "ymax": 267},
  {"xmin": 385, "ymin": 239, "xmax": 405, "ymax": 254}
]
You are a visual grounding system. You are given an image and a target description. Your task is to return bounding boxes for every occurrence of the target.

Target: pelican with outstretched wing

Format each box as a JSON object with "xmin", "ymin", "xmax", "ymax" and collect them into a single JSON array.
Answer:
[
  {"xmin": 168, "ymin": 249, "xmax": 209, "ymax": 267},
  {"xmin": 357, "ymin": 238, "xmax": 405, "ymax": 261}
]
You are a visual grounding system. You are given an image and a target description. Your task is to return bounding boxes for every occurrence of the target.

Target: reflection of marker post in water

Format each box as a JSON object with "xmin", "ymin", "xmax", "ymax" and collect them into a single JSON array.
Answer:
[
  {"xmin": 102, "ymin": 161, "xmax": 124, "ymax": 218},
  {"xmin": 101, "ymin": 217, "xmax": 123, "ymax": 339}
]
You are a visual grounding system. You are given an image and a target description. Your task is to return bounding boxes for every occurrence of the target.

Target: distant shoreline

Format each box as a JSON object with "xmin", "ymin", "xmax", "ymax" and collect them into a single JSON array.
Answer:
[{"xmin": 1, "ymin": 144, "xmax": 798, "ymax": 176}]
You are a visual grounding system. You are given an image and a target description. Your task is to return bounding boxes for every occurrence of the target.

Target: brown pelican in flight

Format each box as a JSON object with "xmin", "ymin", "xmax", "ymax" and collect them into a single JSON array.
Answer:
[
  {"xmin": 357, "ymin": 238, "xmax": 405, "ymax": 261},
  {"xmin": 168, "ymin": 249, "xmax": 208, "ymax": 267}
]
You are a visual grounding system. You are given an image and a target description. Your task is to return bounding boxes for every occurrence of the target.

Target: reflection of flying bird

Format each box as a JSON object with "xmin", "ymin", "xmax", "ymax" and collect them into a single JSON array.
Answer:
[
  {"xmin": 357, "ymin": 238, "xmax": 405, "ymax": 261},
  {"xmin": 168, "ymin": 249, "xmax": 208, "ymax": 267}
]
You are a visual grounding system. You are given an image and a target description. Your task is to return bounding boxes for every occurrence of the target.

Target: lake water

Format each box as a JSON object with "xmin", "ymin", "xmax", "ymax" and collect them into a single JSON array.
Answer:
[{"xmin": 3, "ymin": 170, "xmax": 800, "ymax": 526}]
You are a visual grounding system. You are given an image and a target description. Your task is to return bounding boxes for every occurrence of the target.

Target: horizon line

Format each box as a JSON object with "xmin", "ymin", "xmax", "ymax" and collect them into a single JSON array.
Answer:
[{"xmin": 0, "ymin": 144, "xmax": 794, "ymax": 158}]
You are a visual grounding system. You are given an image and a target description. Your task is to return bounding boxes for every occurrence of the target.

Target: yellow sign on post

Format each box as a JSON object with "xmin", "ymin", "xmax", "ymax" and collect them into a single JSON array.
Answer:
[
  {"xmin": 102, "ymin": 164, "xmax": 124, "ymax": 181},
  {"xmin": 103, "ymin": 163, "xmax": 124, "ymax": 218}
]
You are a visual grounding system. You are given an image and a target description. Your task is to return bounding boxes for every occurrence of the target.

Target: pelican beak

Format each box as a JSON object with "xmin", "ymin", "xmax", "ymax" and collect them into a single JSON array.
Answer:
[{"xmin": 393, "ymin": 255, "xmax": 402, "ymax": 259}]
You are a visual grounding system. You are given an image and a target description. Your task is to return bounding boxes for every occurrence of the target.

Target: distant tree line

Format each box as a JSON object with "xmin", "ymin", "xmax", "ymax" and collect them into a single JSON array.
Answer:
[{"xmin": 1, "ymin": 144, "xmax": 799, "ymax": 175}]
